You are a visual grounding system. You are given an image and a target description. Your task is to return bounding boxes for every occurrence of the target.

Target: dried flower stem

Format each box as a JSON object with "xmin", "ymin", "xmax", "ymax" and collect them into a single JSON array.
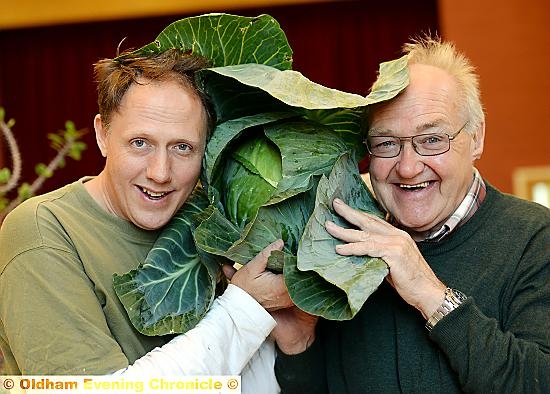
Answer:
[{"xmin": 0, "ymin": 118, "xmax": 22, "ymax": 193}]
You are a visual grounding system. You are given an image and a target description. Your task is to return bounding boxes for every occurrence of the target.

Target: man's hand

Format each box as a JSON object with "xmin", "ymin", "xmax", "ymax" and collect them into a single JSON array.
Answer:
[
  {"xmin": 326, "ymin": 198, "xmax": 446, "ymax": 319},
  {"xmin": 223, "ymin": 239, "xmax": 293, "ymax": 311},
  {"xmin": 270, "ymin": 306, "xmax": 318, "ymax": 355}
]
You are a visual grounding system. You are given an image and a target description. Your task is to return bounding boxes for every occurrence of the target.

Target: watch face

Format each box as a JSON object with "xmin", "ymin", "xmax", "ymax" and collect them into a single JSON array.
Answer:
[{"xmin": 426, "ymin": 288, "xmax": 467, "ymax": 332}]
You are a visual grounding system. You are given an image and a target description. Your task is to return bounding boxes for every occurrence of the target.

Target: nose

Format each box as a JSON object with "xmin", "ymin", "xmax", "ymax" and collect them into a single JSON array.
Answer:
[
  {"xmin": 147, "ymin": 150, "xmax": 171, "ymax": 183},
  {"xmin": 395, "ymin": 141, "xmax": 424, "ymax": 178}
]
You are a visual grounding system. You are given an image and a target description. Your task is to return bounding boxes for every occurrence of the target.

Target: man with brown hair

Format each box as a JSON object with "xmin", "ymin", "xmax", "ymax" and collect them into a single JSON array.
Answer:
[{"xmin": 0, "ymin": 49, "xmax": 289, "ymax": 391}]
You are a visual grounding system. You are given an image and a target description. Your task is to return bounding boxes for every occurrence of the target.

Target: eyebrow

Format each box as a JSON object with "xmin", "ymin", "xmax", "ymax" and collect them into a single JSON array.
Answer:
[
  {"xmin": 368, "ymin": 120, "xmax": 448, "ymax": 136},
  {"xmin": 367, "ymin": 127, "xmax": 392, "ymax": 136}
]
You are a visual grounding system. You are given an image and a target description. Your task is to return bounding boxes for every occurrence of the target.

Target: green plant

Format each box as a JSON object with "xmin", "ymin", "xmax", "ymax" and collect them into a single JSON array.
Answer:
[
  {"xmin": 113, "ymin": 13, "xmax": 410, "ymax": 336},
  {"xmin": 0, "ymin": 108, "xmax": 87, "ymax": 224}
]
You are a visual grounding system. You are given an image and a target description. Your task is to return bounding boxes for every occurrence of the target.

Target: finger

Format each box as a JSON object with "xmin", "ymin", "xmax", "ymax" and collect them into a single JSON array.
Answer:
[
  {"xmin": 332, "ymin": 198, "xmax": 365, "ymax": 228},
  {"xmin": 265, "ymin": 295, "xmax": 294, "ymax": 311},
  {"xmin": 247, "ymin": 239, "xmax": 284, "ymax": 273},
  {"xmin": 325, "ymin": 220, "xmax": 368, "ymax": 243},
  {"xmin": 332, "ymin": 198, "xmax": 395, "ymax": 235},
  {"xmin": 222, "ymin": 263, "xmax": 237, "ymax": 280},
  {"xmin": 333, "ymin": 229, "xmax": 398, "ymax": 257},
  {"xmin": 335, "ymin": 241, "xmax": 373, "ymax": 256}
]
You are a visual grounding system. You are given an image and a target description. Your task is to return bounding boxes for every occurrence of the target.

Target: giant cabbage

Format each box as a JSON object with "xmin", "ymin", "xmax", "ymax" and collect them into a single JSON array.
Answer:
[{"xmin": 112, "ymin": 13, "xmax": 409, "ymax": 335}]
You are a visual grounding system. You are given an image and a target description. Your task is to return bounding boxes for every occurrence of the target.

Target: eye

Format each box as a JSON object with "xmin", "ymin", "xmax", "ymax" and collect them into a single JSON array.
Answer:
[
  {"xmin": 175, "ymin": 143, "xmax": 192, "ymax": 153},
  {"xmin": 419, "ymin": 134, "xmax": 445, "ymax": 145},
  {"xmin": 369, "ymin": 137, "xmax": 398, "ymax": 150},
  {"xmin": 379, "ymin": 139, "xmax": 397, "ymax": 148},
  {"xmin": 131, "ymin": 138, "xmax": 147, "ymax": 148}
]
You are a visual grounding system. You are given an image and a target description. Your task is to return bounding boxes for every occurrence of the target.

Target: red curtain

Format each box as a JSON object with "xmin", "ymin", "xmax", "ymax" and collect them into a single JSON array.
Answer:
[{"xmin": 0, "ymin": 0, "xmax": 438, "ymax": 196}]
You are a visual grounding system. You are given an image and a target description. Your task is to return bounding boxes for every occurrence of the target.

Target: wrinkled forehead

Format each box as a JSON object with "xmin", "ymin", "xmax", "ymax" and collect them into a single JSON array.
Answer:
[{"xmin": 367, "ymin": 65, "xmax": 461, "ymax": 132}]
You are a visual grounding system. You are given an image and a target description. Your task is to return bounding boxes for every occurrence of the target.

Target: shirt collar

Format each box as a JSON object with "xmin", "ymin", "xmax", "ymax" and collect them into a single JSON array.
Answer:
[
  {"xmin": 387, "ymin": 168, "xmax": 486, "ymax": 242},
  {"xmin": 422, "ymin": 168, "xmax": 486, "ymax": 242}
]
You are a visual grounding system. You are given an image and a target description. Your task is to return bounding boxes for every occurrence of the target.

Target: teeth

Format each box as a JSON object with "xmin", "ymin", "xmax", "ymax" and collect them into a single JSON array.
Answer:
[
  {"xmin": 140, "ymin": 187, "xmax": 167, "ymax": 199},
  {"xmin": 400, "ymin": 182, "xmax": 429, "ymax": 189}
]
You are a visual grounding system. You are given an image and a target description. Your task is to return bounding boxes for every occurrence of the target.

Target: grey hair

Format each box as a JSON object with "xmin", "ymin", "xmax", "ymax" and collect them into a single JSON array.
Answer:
[{"xmin": 402, "ymin": 34, "xmax": 485, "ymax": 134}]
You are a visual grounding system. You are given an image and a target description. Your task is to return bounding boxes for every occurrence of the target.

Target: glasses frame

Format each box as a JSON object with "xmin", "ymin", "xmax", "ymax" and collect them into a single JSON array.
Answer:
[{"xmin": 365, "ymin": 122, "xmax": 469, "ymax": 158}]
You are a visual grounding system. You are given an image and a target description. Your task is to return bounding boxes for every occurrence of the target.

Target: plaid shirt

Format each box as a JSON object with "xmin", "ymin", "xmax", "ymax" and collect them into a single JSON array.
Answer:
[{"xmin": 422, "ymin": 168, "xmax": 486, "ymax": 242}]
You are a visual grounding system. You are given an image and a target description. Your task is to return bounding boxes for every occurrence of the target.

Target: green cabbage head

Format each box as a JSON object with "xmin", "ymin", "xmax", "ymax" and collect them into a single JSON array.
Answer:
[{"xmin": 113, "ymin": 13, "xmax": 409, "ymax": 335}]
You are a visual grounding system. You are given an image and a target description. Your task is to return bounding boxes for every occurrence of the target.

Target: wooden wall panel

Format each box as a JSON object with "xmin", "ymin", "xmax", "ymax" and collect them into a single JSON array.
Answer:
[{"xmin": 439, "ymin": 0, "xmax": 550, "ymax": 193}]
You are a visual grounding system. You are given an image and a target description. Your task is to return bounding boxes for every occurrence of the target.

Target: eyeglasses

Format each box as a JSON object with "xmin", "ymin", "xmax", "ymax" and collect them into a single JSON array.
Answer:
[{"xmin": 365, "ymin": 122, "xmax": 469, "ymax": 158}]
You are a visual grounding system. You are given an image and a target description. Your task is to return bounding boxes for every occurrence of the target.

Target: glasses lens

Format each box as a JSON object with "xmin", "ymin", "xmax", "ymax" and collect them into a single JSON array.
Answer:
[
  {"xmin": 413, "ymin": 134, "xmax": 450, "ymax": 155},
  {"xmin": 367, "ymin": 136, "xmax": 400, "ymax": 157}
]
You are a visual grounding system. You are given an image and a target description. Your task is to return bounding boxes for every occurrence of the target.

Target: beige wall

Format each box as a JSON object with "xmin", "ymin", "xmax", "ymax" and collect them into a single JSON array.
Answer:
[{"xmin": 438, "ymin": 0, "xmax": 550, "ymax": 194}]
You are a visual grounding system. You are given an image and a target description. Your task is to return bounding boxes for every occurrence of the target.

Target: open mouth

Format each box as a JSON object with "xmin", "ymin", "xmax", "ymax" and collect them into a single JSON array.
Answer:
[
  {"xmin": 399, "ymin": 181, "xmax": 431, "ymax": 191},
  {"xmin": 139, "ymin": 186, "xmax": 171, "ymax": 200}
]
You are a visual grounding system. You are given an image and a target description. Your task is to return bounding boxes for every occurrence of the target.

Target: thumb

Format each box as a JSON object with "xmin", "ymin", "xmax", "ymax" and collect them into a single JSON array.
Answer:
[
  {"xmin": 222, "ymin": 264, "xmax": 237, "ymax": 280},
  {"xmin": 246, "ymin": 239, "xmax": 284, "ymax": 274}
]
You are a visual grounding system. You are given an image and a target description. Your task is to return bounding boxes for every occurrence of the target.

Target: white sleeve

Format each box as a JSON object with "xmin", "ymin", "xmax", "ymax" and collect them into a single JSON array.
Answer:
[
  {"xmin": 240, "ymin": 339, "xmax": 280, "ymax": 394},
  {"xmin": 113, "ymin": 284, "xmax": 277, "ymax": 377}
]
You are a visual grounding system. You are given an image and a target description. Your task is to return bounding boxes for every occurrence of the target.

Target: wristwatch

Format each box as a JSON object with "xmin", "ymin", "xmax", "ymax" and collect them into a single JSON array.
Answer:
[{"xmin": 425, "ymin": 287, "xmax": 467, "ymax": 332}]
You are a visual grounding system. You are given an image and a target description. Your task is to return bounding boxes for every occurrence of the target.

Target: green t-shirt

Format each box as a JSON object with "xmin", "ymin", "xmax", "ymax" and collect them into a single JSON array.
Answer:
[{"xmin": 0, "ymin": 177, "xmax": 169, "ymax": 374}]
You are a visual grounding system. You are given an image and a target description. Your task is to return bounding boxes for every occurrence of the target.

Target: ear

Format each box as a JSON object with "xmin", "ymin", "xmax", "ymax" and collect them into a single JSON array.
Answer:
[
  {"xmin": 471, "ymin": 121, "xmax": 485, "ymax": 161},
  {"xmin": 94, "ymin": 114, "xmax": 108, "ymax": 158}
]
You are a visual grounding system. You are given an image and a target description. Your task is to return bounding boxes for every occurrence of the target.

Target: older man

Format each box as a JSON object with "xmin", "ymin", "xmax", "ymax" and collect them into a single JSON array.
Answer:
[{"xmin": 273, "ymin": 36, "xmax": 550, "ymax": 393}]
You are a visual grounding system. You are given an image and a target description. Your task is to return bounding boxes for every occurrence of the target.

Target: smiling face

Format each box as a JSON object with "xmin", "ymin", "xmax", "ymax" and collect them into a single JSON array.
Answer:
[
  {"xmin": 368, "ymin": 64, "xmax": 484, "ymax": 238},
  {"xmin": 88, "ymin": 78, "xmax": 208, "ymax": 230}
]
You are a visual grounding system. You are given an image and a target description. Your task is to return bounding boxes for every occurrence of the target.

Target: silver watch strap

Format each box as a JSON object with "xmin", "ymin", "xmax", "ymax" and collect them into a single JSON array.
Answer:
[{"xmin": 425, "ymin": 288, "xmax": 466, "ymax": 331}]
